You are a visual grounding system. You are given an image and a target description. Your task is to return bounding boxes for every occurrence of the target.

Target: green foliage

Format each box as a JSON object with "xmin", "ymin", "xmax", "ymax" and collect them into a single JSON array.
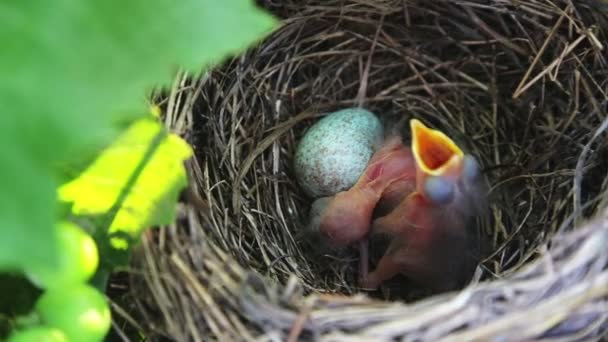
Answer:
[
  {"xmin": 25, "ymin": 222, "xmax": 99, "ymax": 289},
  {"xmin": 35, "ymin": 284, "xmax": 111, "ymax": 342},
  {"xmin": 0, "ymin": 149, "xmax": 56, "ymax": 271},
  {"xmin": 0, "ymin": 0, "xmax": 276, "ymax": 271},
  {"xmin": 59, "ymin": 117, "xmax": 193, "ymax": 267},
  {"xmin": 0, "ymin": 0, "xmax": 277, "ymax": 339},
  {"xmin": 7, "ymin": 326, "xmax": 67, "ymax": 342}
]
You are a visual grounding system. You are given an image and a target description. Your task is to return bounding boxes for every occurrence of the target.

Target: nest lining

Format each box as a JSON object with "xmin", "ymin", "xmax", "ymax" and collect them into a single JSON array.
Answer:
[{"xmin": 119, "ymin": 0, "xmax": 608, "ymax": 340}]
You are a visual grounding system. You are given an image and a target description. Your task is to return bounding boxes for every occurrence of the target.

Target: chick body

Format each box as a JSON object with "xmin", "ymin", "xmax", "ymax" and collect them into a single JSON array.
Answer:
[{"xmin": 309, "ymin": 136, "xmax": 417, "ymax": 247}]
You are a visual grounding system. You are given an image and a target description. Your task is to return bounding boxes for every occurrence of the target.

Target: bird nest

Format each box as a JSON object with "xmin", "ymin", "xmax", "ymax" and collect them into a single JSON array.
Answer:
[{"xmin": 120, "ymin": 0, "xmax": 608, "ymax": 340}]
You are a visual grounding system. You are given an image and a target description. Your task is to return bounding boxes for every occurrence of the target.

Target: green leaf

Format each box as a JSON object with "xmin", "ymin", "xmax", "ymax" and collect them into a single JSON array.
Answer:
[
  {"xmin": 0, "ymin": 0, "xmax": 276, "ymax": 270},
  {"xmin": 0, "ymin": 144, "xmax": 57, "ymax": 270},
  {"xmin": 59, "ymin": 118, "xmax": 193, "ymax": 267},
  {"xmin": 0, "ymin": 0, "xmax": 276, "ymax": 167}
]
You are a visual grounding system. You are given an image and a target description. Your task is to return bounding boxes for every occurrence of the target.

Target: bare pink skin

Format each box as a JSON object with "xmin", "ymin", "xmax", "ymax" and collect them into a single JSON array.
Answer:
[
  {"xmin": 359, "ymin": 163, "xmax": 486, "ymax": 292},
  {"xmin": 311, "ymin": 129, "xmax": 484, "ymax": 292},
  {"xmin": 359, "ymin": 193, "xmax": 467, "ymax": 291},
  {"xmin": 374, "ymin": 178, "xmax": 416, "ymax": 217},
  {"xmin": 316, "ymin": 136, "xmax": 417, "ymax": 247},
  {"xmin": 356, "ymin": 120, "xmax": 487, "ymax": 292}
]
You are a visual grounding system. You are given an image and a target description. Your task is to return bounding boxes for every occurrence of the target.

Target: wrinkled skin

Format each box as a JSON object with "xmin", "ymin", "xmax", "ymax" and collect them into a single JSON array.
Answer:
[
  {"xmin": 308, "ymin": 136, "xmax": 417, "ymax": 247},
  {"xmin": 360, "ymin": 154, "xmax": 488, "ymax": 292},
  {"xmin": 306, "ymin": 119, "xmax": 488, "ymax": 292}
]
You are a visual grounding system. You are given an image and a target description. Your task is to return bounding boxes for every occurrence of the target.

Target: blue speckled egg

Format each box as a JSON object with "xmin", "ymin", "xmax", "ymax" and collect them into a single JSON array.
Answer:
[{"xmin": 294, "ymin": 107, "xmax": 384, "ymax": 198}]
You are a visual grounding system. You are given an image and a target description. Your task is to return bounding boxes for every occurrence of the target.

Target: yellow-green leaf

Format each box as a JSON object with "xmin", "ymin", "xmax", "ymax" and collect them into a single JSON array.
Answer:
[{"xmin": 59, "ymin": 118, "xmax": 192, "ymax": 265}]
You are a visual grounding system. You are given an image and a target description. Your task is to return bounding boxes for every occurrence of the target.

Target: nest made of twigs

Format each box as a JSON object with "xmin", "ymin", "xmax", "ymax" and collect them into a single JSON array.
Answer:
[{"xmin": 115, "ymin": 1, "xmax": 608, "ymax": 340}]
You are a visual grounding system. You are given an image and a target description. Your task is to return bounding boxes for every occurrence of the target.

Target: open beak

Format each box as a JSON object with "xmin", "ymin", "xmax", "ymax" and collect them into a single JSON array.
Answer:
[{"xmin": 410, "ymin": 119, "xmax": 464, "ymax": 198}]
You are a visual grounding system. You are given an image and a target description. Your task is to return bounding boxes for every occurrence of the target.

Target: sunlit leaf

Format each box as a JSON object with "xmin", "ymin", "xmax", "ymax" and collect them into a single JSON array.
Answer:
[{"xmin": 59, "ymin": 118, "xmax": 193, "ymax": 265}]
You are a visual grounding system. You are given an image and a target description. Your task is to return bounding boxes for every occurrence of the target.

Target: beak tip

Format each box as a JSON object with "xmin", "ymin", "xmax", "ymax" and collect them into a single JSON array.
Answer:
[
  {"xmin": 409, "ymin": 118, "xmax": 465, "ymax": 176},
  {"xmin": 409, "ymin": 118, "xmax": 424, "ymax": 134}
]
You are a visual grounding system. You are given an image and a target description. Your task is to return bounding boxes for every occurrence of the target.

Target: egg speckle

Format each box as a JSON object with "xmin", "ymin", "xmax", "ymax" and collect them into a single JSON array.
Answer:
[{"xmin": 294, "ymin": 107, "xmax": 384, "ymax": 198}]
